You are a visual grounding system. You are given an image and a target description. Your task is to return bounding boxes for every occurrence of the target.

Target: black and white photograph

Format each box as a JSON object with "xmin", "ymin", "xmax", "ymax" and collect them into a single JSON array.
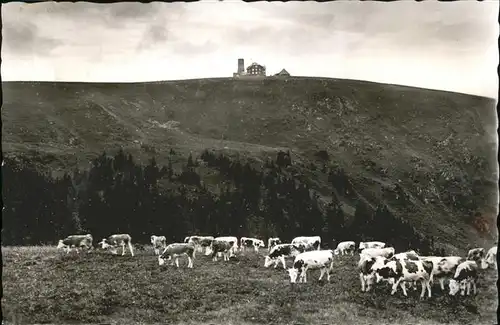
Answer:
[{"xmin": 1, "ymin": 0, "xmax": 499, "ymax": 324}]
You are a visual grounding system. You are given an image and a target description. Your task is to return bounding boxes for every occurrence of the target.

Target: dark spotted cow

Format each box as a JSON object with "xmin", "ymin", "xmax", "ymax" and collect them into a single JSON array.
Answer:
[
  {"xmin": 264, "ymin": 243, "xmax": 305, "ymax": 269},
  {"xmin": 240, "ymin": 237, "xmax": 265, "ymax": 253},
  {"xmin": 291, "ymin": 236, "xmax": 321, "ymax": 251},
  {"xmin": 188, "ymin": 236, "xmax": 214, "ymax": 254},
  {"xmin": 209, "ymin": 239, "xmax": 236, "ymax": 261},
  {"xmin": 420, "ymin": 256, "xmax": 463, "ymax": 291},
  {"xmin": 374, "ymin": 258, "xmax": 434, "ymax": 299},
  {"xmin": 449, "ymin": 260, "xmax": 479, "ymax": 296},
  {"xmin": 484, "ymin": 246, "xmax": 497, "ymax": 269},
  {"xmin": 267, "ymin": 237, "xmax": 281, "ymax": 252}
]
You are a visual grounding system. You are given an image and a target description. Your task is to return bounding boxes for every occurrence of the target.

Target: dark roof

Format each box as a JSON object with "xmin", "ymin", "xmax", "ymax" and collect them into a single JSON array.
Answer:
[{"xmin": 275, "ymin": 69, "xmax": 290, "ymax": 76}]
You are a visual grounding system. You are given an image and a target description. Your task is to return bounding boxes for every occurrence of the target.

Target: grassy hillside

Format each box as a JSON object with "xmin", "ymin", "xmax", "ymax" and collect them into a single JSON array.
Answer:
[
  {"xmin": 2, "ymin": 77, "xmax": 498, "ymax": 250},
  {"xmin": 2, "ymin": 246, "xmax": 497, "ymax": 325}
]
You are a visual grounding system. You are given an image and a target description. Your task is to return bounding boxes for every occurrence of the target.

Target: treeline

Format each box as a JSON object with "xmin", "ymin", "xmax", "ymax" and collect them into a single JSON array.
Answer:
[{"xmin": 2, "ymin": 148, "xmax": 443, "ymax": 255}]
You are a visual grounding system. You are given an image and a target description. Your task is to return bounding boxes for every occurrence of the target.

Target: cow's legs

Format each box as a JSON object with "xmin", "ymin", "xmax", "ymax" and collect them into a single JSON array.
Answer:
[
  {"xmin": 419, "ymin": 280, "xmax": 426, "ymax": 299},
  {"xmin": 280, "ymin": 256, "xmax": 286, "ymax": 269},
  {"xmin": 472, "ymin": 281, "xmax": 477, "ymax": 295},
  {"xmin": 426, "ymin": 279, "xmax": 432, "ymax": 298},
  {"xmin": 359, "ymin": 273, "xmax": 366, "ymax": 292},
  {"xmin": 466, "ymin": 281, "xmax": 471, "ymax": 296},
  {"xmin": 121, "ymin": 243, "xmax": 126, "ymax": 256},
  {"xmin": 391, "ymin": 278, "xmax": 403, "ymax": 295},
  {"xmin": 439, "ymin": 278, "xmax": 445, "ymax": 290},
  {"xmin": 187, "ymin": 256, "xmax": 193, "ymax": 268},
  {"xmin": 326, "ymin": 267, "xmax": 331, "ymax": 282},
  {"xmin": 175, "ymin": 257, "xmax": 180, "ymax": 268},
  {"xmin": 318, "ymin": 268, "xmax": 325, "ymax": 281}
]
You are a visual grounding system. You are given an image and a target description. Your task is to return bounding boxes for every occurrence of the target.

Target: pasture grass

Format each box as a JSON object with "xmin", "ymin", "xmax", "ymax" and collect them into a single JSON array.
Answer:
[{"xmin": 2, "ymin": 246, "xmax": 497, "ymax": 325}]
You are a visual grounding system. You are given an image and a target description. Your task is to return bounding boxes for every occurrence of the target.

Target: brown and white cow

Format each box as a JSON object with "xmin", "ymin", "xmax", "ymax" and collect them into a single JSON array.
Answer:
[
  {"xmin": 240, "ymin": 237, "xmax": 265, "ymax": 253},
  {"xmin": 151, "ymin": 235, "xmax": 167, "ymax": 255},
  {"xmin": 57, "ymin": 234, "xmax": 93, "ymax": 254},
  {"xmin": 360, "ymin": 247, "xmax": 395, "ymax": 259},
  {"xmin": 267, "ymin": 237, "xmax": 281, "ymax": 252},
  {"xmin": 188, "ymin": 236, "xmax": 214, "ymax": 254},
  {"xmin": 484, "ymin": 246, "xmax": 497, "ymax": 270},
  {"xmin": 291, "ymin": 236, "xmax": 321, "ymax": 251},
  {"xmin": 373, "ymin": 257, "xmax": 434, "ymax": 299},
  {"xmin": 99, "ymin": 234, "xmax": 134, "ymax": 256},
  {"xmin": 158, "ymin": 243, "xmax": 195, "ymax": 268},
  {"xmin": 359, "ymin": 241, "xmax": 386, "ymax": 251},
  {"xmin": 209, "ymin": 239, "xmax": 236, "ymax": 261},
  {"xmin": 264, "ymin": 243, "xmax": 305, "ymax": 269},
  {"xmin": 420, "ymin": 256, "xmax": 463, "ymax": 291},
  {"xmin": 206, "ymin": 236, "xmax": 239, "ymax": 256},
  {"xmin": 334, "ymin": 241, "xmax": 356, "ymax": 256},
  {"xmin": 449, "ymin": 260, "xmax": 479, "ymax": 296},
  {"xmin": 466, "ymin": 247, "xmax": 487, "ymax": 269}
]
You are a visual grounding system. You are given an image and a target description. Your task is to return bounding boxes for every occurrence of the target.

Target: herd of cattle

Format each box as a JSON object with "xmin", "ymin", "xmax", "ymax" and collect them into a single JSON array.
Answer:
[{"xmin": 56, "ymin": 233, "xmax": 497, "ymax": 299}]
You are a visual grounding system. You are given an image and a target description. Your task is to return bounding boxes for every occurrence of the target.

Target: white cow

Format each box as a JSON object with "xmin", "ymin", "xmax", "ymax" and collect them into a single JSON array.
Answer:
[
  {"xmin": 484, "ymin": 246, "xmax": 497, "ymax": 269},
  {"xmin": 267, "ymin": 237, "xmax": 281, "ymax": 251},
  {"xmin": 449, "ymin": 260, "xmax": 479, "ymax": 296},
  {"xmin": 158, "ymin": 243, "xmax": 195, "ymax": 268},
  {"xmin": 373, "ymin": 257, "xmax": 434, "ymax": 299},
  {"xmin": 57, "ymin": 234, "xmax": 93, "ymax": 254},
  {"xmin": 264, "ymin": 244, "xmax": 305, "ymax": 269},
  {"xmin": 291, "ymin": 236, "xmax": 321, "ymax": 251},
  {"xmin": 360, "ymin": 247, "xmax": 395, "ymax": 259},
  {"xmin": 420, "ymin": 256, "xmax": 463, "ymax": 291},
  {"xmin": 240, "ymin": 237, "xmax": 265, "ymax": 253},
  {"xmin": 150, "ymin": 235, "xmax": 167, "ymax": 255},
  {"xmin": 99, "ymin": 234, "xmax": 134, "ymax": 256},
  {"xmin": 334, "ymin": 241, "xmax": 356, "ymax": 256},
  {"xmin": 287, "ymin": 250, "xmax": 334, "ymax": 283},
  {"xmin": 359, "ymin": 241, "xmax": 386, "ymax": 251}
]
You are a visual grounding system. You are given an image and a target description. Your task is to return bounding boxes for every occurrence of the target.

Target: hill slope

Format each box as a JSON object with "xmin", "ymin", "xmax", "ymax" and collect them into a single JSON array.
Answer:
[{"xmin": 2, "ymin": 77, "xmax": 498, "ymax": 250}]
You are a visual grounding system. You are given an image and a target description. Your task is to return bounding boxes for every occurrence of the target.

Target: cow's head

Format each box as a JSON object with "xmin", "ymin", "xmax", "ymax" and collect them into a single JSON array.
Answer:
[
  {"xmin": 358, "ymin": 242, "xmax": 366, "ymax": 250},
  {"xmin": 333, "ymin": 248, "xmax": 340, "ymax": 255},
  {"xmin": 257, "ymin": 240, "xmax": 265, "ymax": 248},
  {"xmin": 56, "ymin": 240, "xmax": 66, "ymax": 249},
  {"xmin": 150, "ymin": 236, "xmax": 156, "ymax": 244},
  {"xmin": 287, "ymin": 268, "xmax": 300, "ymax": 283},
  {"xmin": 158, "ymin": 255, "xmax": 166, "ymax": 266},
  {"xmin": 264, "ymin": 256, "xmax": 274, "ymax": 268},
  {"xmin": 293, "ymin": 244, "xmax": 306, "ymax": 253}
]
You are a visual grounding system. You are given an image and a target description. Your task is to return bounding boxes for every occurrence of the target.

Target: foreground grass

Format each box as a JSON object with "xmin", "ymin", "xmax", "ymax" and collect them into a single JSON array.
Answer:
[{"xmin": 2, "ymin": 246, "xmax": 497, "ymax": 324}]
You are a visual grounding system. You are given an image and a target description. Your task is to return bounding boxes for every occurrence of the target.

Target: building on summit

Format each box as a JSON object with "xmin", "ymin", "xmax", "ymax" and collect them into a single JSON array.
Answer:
[{"xmin": 233, "ymin": 58, "xmax": 290, "ymax": 79}]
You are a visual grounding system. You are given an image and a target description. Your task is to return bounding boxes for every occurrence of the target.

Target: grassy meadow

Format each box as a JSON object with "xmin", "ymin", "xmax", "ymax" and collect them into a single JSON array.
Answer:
[{"xmin": 2, "ymin": 245, "xmax": 498, "ymax": 325}]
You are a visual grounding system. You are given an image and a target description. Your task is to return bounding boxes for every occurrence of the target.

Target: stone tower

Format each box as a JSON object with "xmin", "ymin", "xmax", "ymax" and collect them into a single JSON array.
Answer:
[{"xmin": 237, "ymin": 58, "xmax": 244, "ymax": 75}]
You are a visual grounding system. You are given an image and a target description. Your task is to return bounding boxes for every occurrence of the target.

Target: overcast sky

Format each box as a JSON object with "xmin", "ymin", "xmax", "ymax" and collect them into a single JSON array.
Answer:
[{"xmin": 2, "ymin": 0, "xmax": 498, "ymax": 99}]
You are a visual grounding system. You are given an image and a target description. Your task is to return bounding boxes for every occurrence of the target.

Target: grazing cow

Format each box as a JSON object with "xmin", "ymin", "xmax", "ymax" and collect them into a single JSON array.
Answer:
[
  {"xmin": 420, "ymin": 256, "xmax": 463, "ymax": 291},
  {"xmin": 99, "ymin": 234, "xmax": 134, "ymax": 256},
  {"xmin": 389, "ymin": 250, "xmax": 420, "ymax": 261},
  {"xmin": 240, "ymin": 237, "xmax": 265, "ymax": 253},
  {"xmin": 268, "ymin": 237, "xmax": 281, "ymax": 251},
  {"xmin": 360, "ymin": 247, "xmax": 395, "ymax": 259},
  {"xmin": 287, "ymin": 250, "xmax": 335, "ymax": 283},
  {"xmin": 449, "ymin": 260, "xmax": 479, "ymax": 296},
  {"xmin": 57, "ymin": 234, "xmax": 93, "ymax": 254},
  {"xmin": 291, "ymin": 236, "xmax": 321, "ymax": 251},
  {"xmin": 210, "ymin": 239, "xmax": 236, "ymax": 261},
  {"xmin": 484, "ymin": 246, "xmax": 497, "ymax": 269},
  {"xmin": 188, "ymin": 236, "xmax": 214, "ymax": 254},
  {"xmin": 359, "ymin": 241, "xmax": 386, "ymax": 251},
  {"xmin": 264, "ymin": 244, "xmax": 305, "ymax": 269},
  {"xmin": 374, "ymin": 258, "xmax": 434, "ymax": 298},
  {"xmin": 466, "ymin": 247, "xmax": 487, "ymax": 269},
  {"xmin": 334, "ymin": 241, "xmax": 356, "ymax": 256},
  {"xmin": 158, "ymin": 243, "xmax": 195, "ymax": 268},
  {"xmin": 150, "ymin": 235, "xmax": 167, "ymax": 255}
]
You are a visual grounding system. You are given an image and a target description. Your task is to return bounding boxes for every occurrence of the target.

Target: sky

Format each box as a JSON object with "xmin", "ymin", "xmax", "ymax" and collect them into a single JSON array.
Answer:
[{"xmin": 2, "ymin": 0, "xmax": 498, "ymax": 99}]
